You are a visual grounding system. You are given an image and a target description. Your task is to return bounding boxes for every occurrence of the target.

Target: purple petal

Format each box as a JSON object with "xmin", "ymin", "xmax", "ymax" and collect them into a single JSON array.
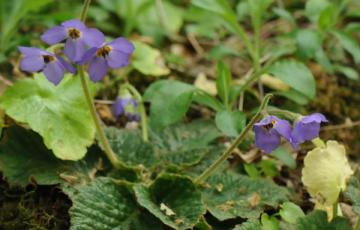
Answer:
[
  {"xmin": 82, "ymin": 28, "xmax": 105, "ymax": 47},
  {"xmin": 43, "ymin": 61, "xmax": 65, "ymax": 85},
  {"xmin": 300, "ymin": 113, "xmax": 328, "ymax": 124},
  {"xmin": 272, "ymin": 117, "xmax": 292, "ymax": 141},
  {"xmin": 291, "ymin": 121, "xmax": 321, "ymax": 144},
  {"xmin": 112, "ymin": 97, "xmax": 131, "ymax": 117},
  {"xmin": 126, "ymin": 113, "xmax": 141, "ymax": 122},
  {"xmin": 254, "ymin": 126, "xmax": 281, "ymax": 153},
  {"xmin": 18, "ymin": 46, "xmax": 48, "ymax": 56},
  {"xmin": 61, "ymin": 19, "xmax": 86, "ymax": 29},
  {"xmin": 56, "ymin": 55, "xmax": 76, "ymax": 73},
  {"xmin": 20, "ymin": 56, "xmax": 45, "ymax": 72},
  {"xmin": 109, "ymin": 37, "xmax": 134, "ymax": 54},
  {"xmin": 64, "ymin": 38, "xmax": 87, "ymax": 63},
  {"xmin": 254, "ymin": 115, "xmax": 277, "ymax": 126},
  {"xmin": 79, "ymin": 47, "xmax": 98, "ymax": 64},
  {"xmin": 41, "ymin": 26, "xmax": 67, "ymax": 45},
  {"xmin": 106, "ymin": 50, "xmax": 130, "ymax": 68},
  {"xmin": 88, "ymin": 57, "xmax": 108, "ymax": 82}
]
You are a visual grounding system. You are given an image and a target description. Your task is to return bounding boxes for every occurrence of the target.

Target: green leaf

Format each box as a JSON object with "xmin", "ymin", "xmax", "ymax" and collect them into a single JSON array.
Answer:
[
  {"xmin": 248, "ymin": 0, "xmax": 273, "ymax": 31},
  {"xmin": 333, "ymin": 31, "xmax": 360, "ymax": 64},
  {"xmin": 0, "ymin": 126, "xmax": 104, "ymax": 186},
  {"xmin": 132, "ymin": 41, "xmax": 170, "ymax": 76},
  {"xmin": 144, "ymin": 80, "xmax": 196, "ymax": 129},
  {"xmin": 261, "ymin": 213, "xmax": 279, "ymax": 230},
  {"xmin": 0, "ymin": 0, "xmax": 52, "ymax": 51},
  {"xmin": 215, "ymin": 110, "xmax": 246, "ymax": 137},
  {"xmin": 259, "ymin": 159, "xmax": 279, "ymax": 178},
  {"xmin": 305, "ymin": 0, "xmax": 330, "ymax": 23},
  {"xmin": 268, "ymin": 60, "xmax": 316, "ymax": 99},
  {"xmin": 192, "ymin": 0, "xmax": 232, "ymax": 15},
  {"xmin": 68, "ymin": 177, "xmax": 163, "ymax": 230},
  {"xmin": 275, "ymin": 89, "xmax": 309, "ymax": 105},
  {"xmin": 184, "ymin": 145, "xmax": 226, "ymax": 178},
  {"xmin": 0, "ymin": 74, "xmax": 96, "ymax": 160},
  {"xmin": 106, "ymin": 128, "xmax": 156, "ymax": 168},
  {"xmin": 208, "ymin": 45, "xmax": 241, "ymax": 60},
  {"xmin": 151, "ymin": 120, "xmax": 220, "ymax": 167},
  {"xmin": 191, "ymin": 0, "xmax": 247, "ymax": 42},
  {"xmin": 296, "ymin": 210, "xmax": 352, "ymax": 230},
  {"xmin": 233, "ymin": 219, "xmax": 262, "ymax": 230},
  {"xmin": 295, "ymin": 29, "xmax": 323, "ymax": 60},
  {"xmin": 106, "ymin": 120, "xmax": 220, "ymax": 169},
  {"xmin": 202, "ymin": 172, "xmax": 289, "ymax": 221},
  {"xmin": 192, "ymin": 90, "xmax": 224, "ymax": 111},
  {"xmin": 272, "ymin": 146, "xmax": 296, "ymax": 169},
  {"xmin": 334, "ymin": 65, "xmax": 359, "ymax": 80},
  {"xmin": 344, "ymin": 177, "xmax": 360, "ymax": 214},
  {"xmin": 216, "ymin": 61, "xmax": 232, "ymax": 107},
  {"xmin": 244, "ymin": 164, "xmax": 261, "ymax": 179},
  {"xmin": 134, "ymin": 173, "xmax": 206, "ymax": 230},
  {"xmin": 279, "ymin": 202, "xmax": 305, "ymax": 224},
  {"xmin": 318, "ymin": 4, "xmax": 338, "ymax": 31},
  {"xmin": 195, "ymin": 216, "xmax": 212, "ymax": 230}
]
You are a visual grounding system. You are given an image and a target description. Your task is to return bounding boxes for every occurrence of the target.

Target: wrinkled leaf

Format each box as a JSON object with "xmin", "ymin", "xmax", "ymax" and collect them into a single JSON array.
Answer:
[
  {"xmin": 68, "ymin": 177, "xmax": 163, "ymax": 230},
  {"xmin": 202, "ymin": 171, "xmax": 289, "ymax": 221},
  {"xmin": 134, "ymin": 174, "xmax": 206, "ymax": 230},
  {"xmin": 296, "ymin": 210, "xmax": 351, "ymax": 230}
]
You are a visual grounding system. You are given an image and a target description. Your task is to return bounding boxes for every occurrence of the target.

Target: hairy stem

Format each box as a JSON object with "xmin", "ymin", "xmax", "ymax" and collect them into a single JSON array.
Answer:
[
  {"xmin": 79, "ymin": 0, "xmax": 124, "ymax": 168},
  {"xmin": 122, "ymin": 83, "xmax": 149, "ymax": 142},
  {"xmin": 195, "ymin": 94, "xmax": 273, "ymax": 184}
]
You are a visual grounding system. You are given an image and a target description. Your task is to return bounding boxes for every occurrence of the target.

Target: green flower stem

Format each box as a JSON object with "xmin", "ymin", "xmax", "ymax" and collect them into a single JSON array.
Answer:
[
  {"xmin": 312, "ymin": 137, "xmax": 326, "ymax": 148},
  {"xmin": 78, "ymin": 66, "xmax": 125, "ymax": 168},
  {"xmin": 78, "ymin": 0, "xmax": 125, "ymax": 168},
  {"xmin": 267, "ymin": 108, "xmax": 301, "ymax": 121},
  {"xmin": 355, "ymin": 216, "xmax": 360, "ymax": 230},
  {"xmin": 122, "ymin": 83, "xmax": 149, "ymax": 142},
  {"xmin": 195, "ymin": 94, "xmax": 273, "ymax": 184}
]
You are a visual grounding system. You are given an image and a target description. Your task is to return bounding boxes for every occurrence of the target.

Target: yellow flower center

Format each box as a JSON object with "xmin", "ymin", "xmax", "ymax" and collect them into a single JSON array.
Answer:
[
  {"xmin": 96, "ymin": 46, "xmax": 112, "ymax": 58},
  {"xmin": 42, "ymin": 55, "xmax": 55, "ymax": 63},
  {"xmin": 68, "ymin": 28, "xmax": 81, "ymax": 39},
  {"xmin": 262, "ymin": 120, "xmax": 276, "ymax": 131}
]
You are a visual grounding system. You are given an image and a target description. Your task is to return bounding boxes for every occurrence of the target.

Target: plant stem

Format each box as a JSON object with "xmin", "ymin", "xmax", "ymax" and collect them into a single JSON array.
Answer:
[
  {"xmin": 355, "ymin": 216, "xmax": 360, "ymax": 230},
  {"xmin": 78, "ymin": 0, "xmax": 124, "ymax": 168},
  {"xmin": 267, "ymin": 107, "xmax": 300, "ymax": 120},
  {"xmin": 80, "ymin": 0, "xmax": 91, "ymax": 21},
  {"xmin": 122, "ymin": 83, "xmax": 149, "ymax": 142},
  {"xmin": 78, "ymin": 66, "xmax": 125, "ymax": 168},
  {"xmin": 312, "ymin": 137, "xmax": 326, "ymax": 148},
  {"xmin": 195, "ymin": 94, "xmax": 273, "ymax": 184}
]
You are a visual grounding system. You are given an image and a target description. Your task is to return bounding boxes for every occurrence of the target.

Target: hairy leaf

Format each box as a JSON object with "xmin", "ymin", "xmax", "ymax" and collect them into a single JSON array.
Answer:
[
  {"xmin": 134, "ymin": 174, "xmax": 206, "ymax": 229},
  {"xmin": 202, "ymin": 172, "xmax": 289, "ymax": 221}
]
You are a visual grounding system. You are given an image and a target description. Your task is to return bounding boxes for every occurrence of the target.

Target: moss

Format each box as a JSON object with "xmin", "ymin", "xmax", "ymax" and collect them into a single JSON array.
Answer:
[{"xmin": 0, "ymin": 176, "xmax": 71, "ymax": 230}]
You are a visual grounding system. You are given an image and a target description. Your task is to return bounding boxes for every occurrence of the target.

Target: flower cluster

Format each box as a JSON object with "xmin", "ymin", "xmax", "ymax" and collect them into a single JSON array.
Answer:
[
  {"xmin": 254, "ymin": 113, "xmax": 328, "ymax": 153},
  {"xmin": 19, "ymin": 19, "xmax": 134, "ymax": 85}
]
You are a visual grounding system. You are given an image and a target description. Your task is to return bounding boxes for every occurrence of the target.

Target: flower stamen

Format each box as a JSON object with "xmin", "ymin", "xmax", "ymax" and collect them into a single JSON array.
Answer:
[
  {"xmin": 68, "ymin": 28, "xmax": 81, "ymax": 39},
  {"xmin": 42, "ymin": 55, "xmax": 55, "ymax": 63},
  {"xmin": 262, "ymin": 120, "xmax": 277, "ymax": 131},
  {"xmin": 96, "ymin": 46, "xmax": 112, "ymax": 58}
]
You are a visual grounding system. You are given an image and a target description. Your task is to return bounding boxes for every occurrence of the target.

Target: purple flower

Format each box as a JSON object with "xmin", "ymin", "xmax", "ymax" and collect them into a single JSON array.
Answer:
[
  {"xmin": 41, "ymin": 19, "xmax": 105, "ymax": 63},
  {"xmin": 113, "ymin": 97, "xmax": 140, "ymax": 122},
  {"xmin": 254, "ymin": 116, "xmax": 292, "ymax": 153},
  {"xmin": 291, "ymin": 113, "xmax": 328, "ymax": 148},
  {"xmin": 18, "ymin": 46, "xmax": 75, "ymax": 85},
  {"xmin": 80, "ymin": 37, "xmax": 134, "ymax": 82}
]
